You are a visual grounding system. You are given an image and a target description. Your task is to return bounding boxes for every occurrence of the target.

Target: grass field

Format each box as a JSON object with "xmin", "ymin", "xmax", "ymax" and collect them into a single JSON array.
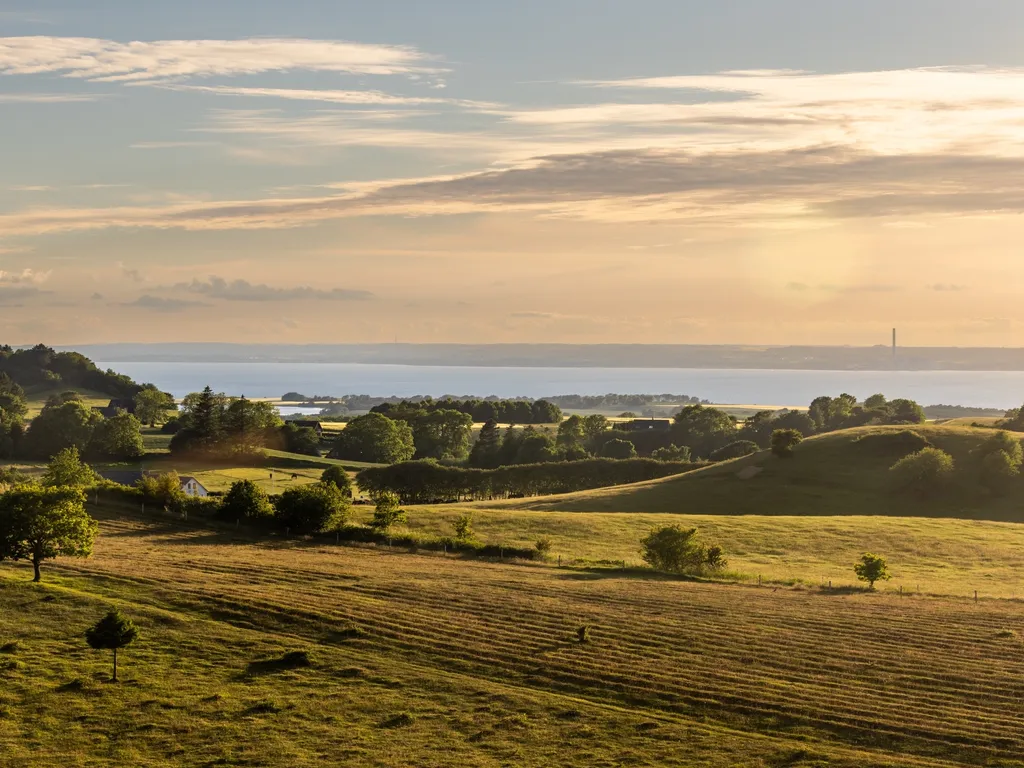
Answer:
[
  {"xmin": 500, "ymin": 424, "xmax": 1024, "ymax": 521},
  {"xmin": 23, "ymin": 387, "xmax": 112, "ymax": 420},
  {"xmin": 3, "ymin": 506, "xmax": 1024, "ymax": 766}
]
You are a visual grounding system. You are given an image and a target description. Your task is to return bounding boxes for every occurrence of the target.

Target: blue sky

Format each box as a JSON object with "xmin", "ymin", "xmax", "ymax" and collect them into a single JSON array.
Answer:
[{"xmin": 3, "ymin": 1, "xmax": 1024, "ymax": 345}]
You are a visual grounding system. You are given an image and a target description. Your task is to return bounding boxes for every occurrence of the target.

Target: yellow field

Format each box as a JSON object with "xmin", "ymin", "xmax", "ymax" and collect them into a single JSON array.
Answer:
[{"xmin": 3, "ymin": 506, "xmax": 1024, "ymax": 766}]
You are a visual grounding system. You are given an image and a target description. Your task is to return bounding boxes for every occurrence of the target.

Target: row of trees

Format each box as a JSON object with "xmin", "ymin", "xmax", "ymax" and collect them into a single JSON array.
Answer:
[
  {"xmin": 0, "ymin": 344, "xmax": 140, "ymax": 398},
  {"xmin": 889, "ymin": 430, "xmax": 1024, "ymax": 496},
  {"xmin": 372, "ymin": 398, "xmax": 562, "ymax": 425},
  {"xmin": 358, "ymin": 457, "xmax": 698, "ymax": 504}
]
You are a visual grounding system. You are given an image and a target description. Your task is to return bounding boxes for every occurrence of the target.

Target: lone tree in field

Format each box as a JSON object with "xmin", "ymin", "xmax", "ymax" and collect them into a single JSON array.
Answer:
[
  {"xmin": 640, "ymin": 525, "xmax": 725, "ymax": 576},
  {"xmin": 274, "ymin": 482, "xmax": 349, "ymax": 534},
  {"xmin": 770, "ymin": 429, "xmax": 803, "ymax": 458},
  {"xmin": 452, "ymin": 513, "xmax": 474, "ymax": 542},
  {"xmin": 369, "ymin": 491, "xmax": 407, "ymax": 533},
  {"xmin": 0, "ymin": 485, "xmax": 97, "ymax": 582},
  {"xmin": 85, "ymin": 609, "xmax": 139, "ymax": 682},
  {"xmin": 889, "ymin": 447, "xmax": 955, "ymax": 496},
  {"xmin": 320, "ymin": 466, "xmax": 354, "ymax": 500},
  {"xmin": 854, "ymin": 553, "xmax": 891, "ymax": 589}
]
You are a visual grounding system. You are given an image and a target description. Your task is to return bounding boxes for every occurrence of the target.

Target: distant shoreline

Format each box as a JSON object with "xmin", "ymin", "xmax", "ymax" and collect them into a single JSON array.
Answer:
[{"xmin": 52, "ymin": 343, "xmax": 1024, "ymax": 371}]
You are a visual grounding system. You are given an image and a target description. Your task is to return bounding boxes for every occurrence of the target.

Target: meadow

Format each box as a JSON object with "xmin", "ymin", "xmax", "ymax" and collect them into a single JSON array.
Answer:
[{"xmin": 4, "ymin": 506, "xmax": 1024, "ymax": 767}]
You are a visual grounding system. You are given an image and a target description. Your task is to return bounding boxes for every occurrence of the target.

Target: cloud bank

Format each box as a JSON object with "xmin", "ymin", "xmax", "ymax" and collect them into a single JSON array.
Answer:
[{"xmin": 176, "ymin": 277, "xmax": 374, "ymax": 302}]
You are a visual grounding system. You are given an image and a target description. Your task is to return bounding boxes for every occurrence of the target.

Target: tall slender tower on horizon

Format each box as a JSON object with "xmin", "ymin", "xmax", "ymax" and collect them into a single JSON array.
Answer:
[{"xmin": 892, "ymin": 328, "xmax": 897, "ymax": 366}]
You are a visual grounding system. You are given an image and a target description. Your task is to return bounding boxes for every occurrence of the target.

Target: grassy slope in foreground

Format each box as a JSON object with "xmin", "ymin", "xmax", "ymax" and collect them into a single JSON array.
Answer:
[
  {"xmin": 4, "ymin": 507, "xmax": 1024, "ymax": 766},
  {"xmin": 510, "ymin": 424, "xmax": 1024, "ymax": 520}
]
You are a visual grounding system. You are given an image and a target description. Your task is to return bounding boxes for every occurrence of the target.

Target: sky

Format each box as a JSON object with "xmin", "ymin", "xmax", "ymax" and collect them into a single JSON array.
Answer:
[{"xmin": 3, "ymin": 0, "xmax": 1024, "ymax": 346}]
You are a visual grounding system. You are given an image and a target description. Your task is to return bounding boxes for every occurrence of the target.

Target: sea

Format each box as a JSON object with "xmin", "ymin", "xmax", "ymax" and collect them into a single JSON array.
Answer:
[{"xmin": 96, "ymin": 362, "xmax": 1024, "ymax": 411}]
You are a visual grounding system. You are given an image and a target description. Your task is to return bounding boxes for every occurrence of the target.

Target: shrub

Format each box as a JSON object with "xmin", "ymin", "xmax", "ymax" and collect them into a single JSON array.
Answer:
[
  {"xmin": 853, "ymin": 553, "xmax": 891, "ymax": 589},
  {"xmin": 599, "ymin": 439, "xmax": 637, "ymax": 459},
  {"xmin": 535, "ymin": 537, "xmax": 553, "ymax": 556},
  {"xmin": 160, "ymin": 418, "xmax": 182, "ymax": 434},
  {"xmin": 452, "ymin": 514, "xmax": 474, "ymax": 542},
  {"xmin": 977, "ymin": 431, "xmax": 1023, "ymax": 468},
  {"xmin": 889, "ymin": 448, "xmax": 955, "ymax": 496},
  {"xmin": 854, "ymin": 429, "xmax": 932, "ymax": 456},
  {"xmin": 41, "ymin": 446, "xmax": 96, "ymax": 488},
  {"xmin": 274, "ymin": 482, "xmax": 349, "ymax": 534},
  {"xmin": 651, "ymin": 444, "xmax": 691, "ymax": 462},
  {"xmin": 576, "ymin": 625, "xmax": 591, "ymax": 643},
  {"xmin": 369, "ymin": 491, "xmax": 407, "ymax": 533},
  {"xmin": 770, "ymin": 429, "xmax": 803, "ymax": 458},
  {"xmin": 136, "ymin": 472, "xmax": 184, "ymax": 507},
  {"xmin": 221, "ymin": 480, "xmax": 274, "ymax": 521},
  {"xmin": 640, "ymin": 525, "xmax": 725, "ymax": 576},
  {"xmin": 710, "ymin": 440, "xmax": 759, "ymax": 461}
]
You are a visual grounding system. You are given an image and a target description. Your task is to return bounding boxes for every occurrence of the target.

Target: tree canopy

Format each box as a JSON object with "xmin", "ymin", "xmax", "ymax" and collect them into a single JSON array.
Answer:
[
  {"xmin": 0, "ymin": 484, "xmax": 97, "ymax": 582},
  {"xmin": 328, "ymin": 413, "xmax": 415, "ymax": 464}
]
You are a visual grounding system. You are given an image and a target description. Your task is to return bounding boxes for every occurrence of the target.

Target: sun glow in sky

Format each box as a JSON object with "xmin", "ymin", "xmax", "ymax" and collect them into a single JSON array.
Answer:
[{"xmin": 4, "ymin": 0, "xmax": 1024, "ymax": 345}]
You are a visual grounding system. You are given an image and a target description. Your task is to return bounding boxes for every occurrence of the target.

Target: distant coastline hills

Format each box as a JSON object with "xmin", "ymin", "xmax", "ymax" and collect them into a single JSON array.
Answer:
[{"xmin": 51, "ymin": 343, "xmax": 1024, "ymax": 371}]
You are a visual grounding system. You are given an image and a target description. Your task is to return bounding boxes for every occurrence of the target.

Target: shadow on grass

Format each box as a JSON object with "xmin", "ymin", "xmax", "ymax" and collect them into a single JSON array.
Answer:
[{"xmin": 243, "ymin": 650, "xmax": 312, "ymax": 677}]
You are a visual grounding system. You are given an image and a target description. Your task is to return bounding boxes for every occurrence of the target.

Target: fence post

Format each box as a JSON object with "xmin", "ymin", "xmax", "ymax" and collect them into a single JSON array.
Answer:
[
  {"xmin": 557, "ymin": 555, "xmax": 561, "ymax": 568},
  {"xmin": 828, "ymin": 580, "xmax": 832, "ymax": 588},
  {"xmin": 975, "ymin": 590, "xmax": 978, "ymax": 603},
  {"xmin": 899, "ymin": 585, "xmax": 903, "ymax": 597},
  {"xmin": 758, "ymin": 574, "xmax": 761, "ymax": 586}
]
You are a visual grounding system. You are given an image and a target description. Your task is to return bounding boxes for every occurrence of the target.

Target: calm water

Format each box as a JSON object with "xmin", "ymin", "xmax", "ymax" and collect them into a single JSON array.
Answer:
[{"xmin": 97, "ymin": 362, "xmax": 1024, "ymax": 410}]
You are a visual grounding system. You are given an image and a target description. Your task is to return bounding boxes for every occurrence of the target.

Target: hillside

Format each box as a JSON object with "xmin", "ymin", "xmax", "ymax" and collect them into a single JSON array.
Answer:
[
  {"xmin": 511, "ymin": 425, "xmax": 1024, "ymax": 520},
  {"xmin": 3, "ymin": 506, "xmax": 1024, "ymax": 766}
]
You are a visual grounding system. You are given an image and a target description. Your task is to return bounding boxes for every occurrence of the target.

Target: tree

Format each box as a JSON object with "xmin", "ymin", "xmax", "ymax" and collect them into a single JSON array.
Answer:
[
  {"xmin": 468, "ymin": 419, "xmax": 502, "ymax": 468},
  {"xmin": 221, "ymin": 480, "xmax": 274, "ymax": 521},
  {"xmin": 886, "ymin": 398, "xmax": 926, "ymax": 425},
  {"xmin": 87, "ymin": 411, "xmax": 144, "ymax": 460},
  {"xmin": 410, "ymin": 409, "xmax": 473, "ymax": 461},
  {"xmin": 279, "ymin": 423, "xmax": 321, "ymax": 456},
  {"xmin": 134, "ymin": 388, "xmax": 176, "ymax": 427},
  {"xmin": 171, "ymin": 386, "xmax": 227, "ymax": 455},
  {"xmin": 600, "ymin": 438, "xmax": 637, "ymax": 459},
  {"xmin": 0, "ymin": 372, "xmax": 27, "ymax": 420},
  {"xmin": 274, "ymin": 483, "xmax": 349, "ymax": 534},
  {"xmin": 640, "ymin": 525, "xmax": 724, "ymax": 575},
  {"xmin": 557, "ymin": 414, "xmax": 586, "ymax": 447},
  {"xmin": 320, "ymin": 465, "xmax": 354, "ymax": 499},
  {"xmin": 770, "ymin": 429, "xmax": 803, "ymax": 458},
  {"xmin": 22, "ymin": 400, "xmax": 101, "ymax": 459},
  {"xmin": 671, "ymin": 405, "xmax": 737, "ymax": 457},
  {"xmin": 136, "ymin": 472, "xmax": 184, "ymax": 506},
  {"xmin": 42, "ymin": 446, "xmax": 96, "ymax": 487},
  {"xmin": 369, "ymin": 491, "xmax": 407, "ymax": 532},
  {"xmin": 581, "ymin": 415, "xmax": 610, "ymax": 446},
  {"xmin": 978, "ymin": 430, "xmax": 1024, "ymax": 466},
  {"xmin": 889, "ymin": 448, "xmax": 955, "ymax": 496},
  {"xmin": 85, "ymin": 609, "xmax": 139, "ymax": 682},
  {"xmin": 0, "ymin": 485, "xmax": 96, "ymax": 582},
  {"xmin": 221, "ymin": 396, "xmax": 282, "ymax": 454},
  {"xmin": 328, "ymin": 413, "xmax": 415, "ymax": 464},
  {"xmin": 515, "ymin": 427, "xmax": 558, "ymax": 464},
  {"xmin": 854, "ymin": 553, "xmax": 890, "ymax": 589},
  {"xmin": 863, "ymin": 393, "xmax": 888, "ymax": 410}
]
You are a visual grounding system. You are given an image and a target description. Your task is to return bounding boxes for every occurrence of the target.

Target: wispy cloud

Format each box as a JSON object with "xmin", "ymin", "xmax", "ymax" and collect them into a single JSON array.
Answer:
[
  {"xmin": 0, "ymin": 268, "xmax": 51, "ymax": 284},
  {"xmin": 176, "ymin": 276, "xmax": 374, "ymax": 302},
  {"xmin": 0, "ymin": 285, "xmax": 47, "ymax": 305},
  {"xmin": 0, "ymin": 37, "xmax": 439, "ymax": 84},
  {"xmin": 0, "ymin": 93, "xmax": 98, "ymax": 103},
  {"xmin": 124, "ymin": 295, "xmax": 207, "ymax": 312},
  {"xmin": 161, "ymin": 84, "xmax": 491, "ymax": 108}
]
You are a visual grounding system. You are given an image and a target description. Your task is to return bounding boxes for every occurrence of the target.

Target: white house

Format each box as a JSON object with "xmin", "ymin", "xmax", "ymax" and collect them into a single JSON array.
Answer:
[{"xmin": 178, "ymin": 476, "xmax": 209, "ymax": 497}]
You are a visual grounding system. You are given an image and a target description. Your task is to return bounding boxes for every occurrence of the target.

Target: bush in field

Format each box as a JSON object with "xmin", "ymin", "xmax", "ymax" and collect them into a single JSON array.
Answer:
[
  {"xmin": 978, "ymin": 430, "xmax": 1024, "ymax": 465},
  {"xmin": 221, "ymin": 480, "xmax": 274, "ymax": 521},
  {"xmin": 452, "ymin": 514, "xmax": 474, "ymax": 542},
  {"xmin": 535, "ymin": 537, "xmax": 553, "ymax": 557},
  {"xmin": 599, "ymin": 439, "xmax": 637, "ymax": 459},
  {"xmin": 854, "ymin": 553, "xmax": 891, "ymax": 589},
  {"xmin": 274, "ymin": 482, "xmax": 349, "ymax": 534},
  {"xmin": 889, "ymin": 448, "xmax": 955, "ymax": 496},
  {"xmin": 320, "ymin": 466, "xmax": 353, "ymax": 499},
  {"xmin": 710, "ymin": 440, "xmax": 759, "ymax": 461},
  {"xmin": 981, "ymin": 450, "xmax": 1020, "ymax": 492},
  {"xmin": 369, "ymin": 492, "xmax": 407, "ymax": 533},
  {"xmin": 640, "ymin": 525, "xmax": 725, "ymax": 576},
  {"xmin": 770, "ymin": 429, "xmax": 803, "ymax": 458}
]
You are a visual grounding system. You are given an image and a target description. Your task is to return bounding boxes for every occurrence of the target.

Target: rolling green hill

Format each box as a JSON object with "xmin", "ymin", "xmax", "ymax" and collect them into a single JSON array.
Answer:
[{"xmin": 507, "ymin": 425, "xmax": 1024, "ymax": 520}]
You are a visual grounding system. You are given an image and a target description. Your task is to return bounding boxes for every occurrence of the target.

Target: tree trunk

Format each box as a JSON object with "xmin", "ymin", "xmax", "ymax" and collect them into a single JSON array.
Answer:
[
  {"xmin": 112, "ymin": 648, "xmax": 118, "ymax": 682},
  {"xmin": 32, "ymin": 557, "xmax": 41, "ymax": 583}
]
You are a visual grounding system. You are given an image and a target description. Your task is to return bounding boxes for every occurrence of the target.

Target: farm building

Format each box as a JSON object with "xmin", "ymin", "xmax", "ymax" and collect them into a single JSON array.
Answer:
[{"xmin": 622, "ymin": 419, "xmax": 672, "ymax": 432}]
